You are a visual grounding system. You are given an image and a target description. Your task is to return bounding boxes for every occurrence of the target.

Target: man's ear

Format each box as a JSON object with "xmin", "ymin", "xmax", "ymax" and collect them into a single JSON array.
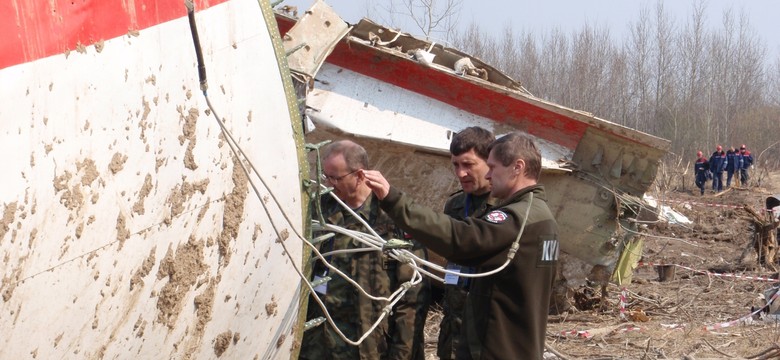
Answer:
[{"xmin": 515, "ymin": 159, "xmax": 525, "ymax": 175}]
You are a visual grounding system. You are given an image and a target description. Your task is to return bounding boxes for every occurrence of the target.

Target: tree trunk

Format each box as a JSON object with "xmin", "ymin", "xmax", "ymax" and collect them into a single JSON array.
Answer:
[{"xmin": 745, "ymin": 205, "xmax": 780, "ymax": 268}]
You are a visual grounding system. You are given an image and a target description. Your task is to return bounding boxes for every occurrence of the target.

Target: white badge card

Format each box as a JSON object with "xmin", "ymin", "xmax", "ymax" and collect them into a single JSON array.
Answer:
[
  {"xmin": 313, "ymin": 275, "xmax": 328, "ymax": 295},
  {"xmin": 443, "ymin": 263, "xmax": 462, "ymax": 285}
]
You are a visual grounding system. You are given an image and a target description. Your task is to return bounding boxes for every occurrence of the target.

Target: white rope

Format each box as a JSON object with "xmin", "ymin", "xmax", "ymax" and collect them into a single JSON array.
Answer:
[
  {"xmin": 314, "ymin": 184, "xmax": 536, "ymax": 280},
  {"xmin": 619, "ymin": 222, "xmax": 701, "ymax": 247},
  {"xmin": 203, "ymin": 91, "xmax": 537, "ymax": 345},
  {"xmin": 203, "ymin": 96, "xmax": 409, "ymax": 346}
]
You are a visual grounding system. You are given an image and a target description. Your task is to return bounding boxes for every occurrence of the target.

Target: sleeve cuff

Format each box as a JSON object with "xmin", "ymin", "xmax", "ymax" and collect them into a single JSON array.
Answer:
[{"xmin": 380, "ymin": 187, "xmax": 403, "ymax": 208}]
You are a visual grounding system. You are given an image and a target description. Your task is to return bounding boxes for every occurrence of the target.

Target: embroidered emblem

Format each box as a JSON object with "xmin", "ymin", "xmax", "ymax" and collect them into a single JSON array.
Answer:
[{"xmin": 485, "ymin": 210, "xmax": 508, "ymax": 224}]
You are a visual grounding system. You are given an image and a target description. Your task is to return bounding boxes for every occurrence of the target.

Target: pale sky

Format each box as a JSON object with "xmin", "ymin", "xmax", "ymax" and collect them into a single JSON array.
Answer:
[{"xmin": 281, "ymin": 0, "xmax": 780, "ymax": 60}]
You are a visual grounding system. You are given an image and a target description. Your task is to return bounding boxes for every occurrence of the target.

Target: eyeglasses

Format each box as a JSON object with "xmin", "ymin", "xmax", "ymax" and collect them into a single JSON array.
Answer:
[{"xmin": 320, "ymin": 169, "xmax": 359, "ymax": 183}]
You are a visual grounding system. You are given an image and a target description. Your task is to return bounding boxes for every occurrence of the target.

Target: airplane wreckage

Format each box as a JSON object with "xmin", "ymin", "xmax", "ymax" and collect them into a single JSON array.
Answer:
[
  {"xmin": 0, "ymin": 0, "xmax": 668, "ymax": 358},
  {"xmin": 276, "ymin": 2, "xmax": 670, "ymax": 286}
]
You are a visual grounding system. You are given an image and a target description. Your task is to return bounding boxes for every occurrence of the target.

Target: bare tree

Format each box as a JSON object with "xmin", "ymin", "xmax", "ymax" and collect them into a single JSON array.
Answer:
[
  {"xmin": 452, "ymin": 21, "xmax": 491, "ymax": 62},
  {"xmin": 516, "ymin": 31, "xmax": 541, "ymax": 93},
  {"xmin": 675, "ymin": 0, "xmax": 708, "ymax": 156},
  {"xmin": 371, "ymin": 0, "xmax": 462, "ymax": 43},
  {"xmin": 652, "ymin": 1, "xmax": 678, "ymax": 141},
  {"xmin": 626, "ymin": 6, "xmax": 653, "ymax": 133},
  {"xmin": 440, "ymin": 1, "xmax": 779, "ymax": 171},
  {"xmin": 568, "ymin": 23, "xmax": 614, "ymax": 115},
  {"xmin": 539, "ymin": 28, "xmax": 571, "ymax": 103},
  {"xmin": 604, "ymin": 45, "xmax": 630, "ymax": 126},
  {"xmin": 729, "ymin": 10, "xmax": 767, "ymax": 142},
  {"xmin": 705, "ymin": 7, "xmax": 768, "ymax": 146},
  {"xmin": 770, "ymin": 57, "xmax": 780, "ymax": 107},
  {"xmin": 498, "ymin": 24, "xmax": 521, "ymax": 76}
]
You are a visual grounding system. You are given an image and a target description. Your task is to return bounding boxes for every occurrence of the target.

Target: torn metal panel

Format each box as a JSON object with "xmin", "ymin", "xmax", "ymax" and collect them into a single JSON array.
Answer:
[
  {"xmin": 277, "ymin": 9, "xmax": 671, "ymax": 280},
  {"xmin": 572, "ymin": 127, "xmax": 666, "ymax": 196},
  {"xmin": 282, "ymin": 0, "xmax": 350, "ymax": 78},
  {"xmin": 305, "ymin": 63, "xmax": 574, "ymax": 172},
  {"xmin": 348, "ymin": 18, "xmax": 525, "ymax": 92}
]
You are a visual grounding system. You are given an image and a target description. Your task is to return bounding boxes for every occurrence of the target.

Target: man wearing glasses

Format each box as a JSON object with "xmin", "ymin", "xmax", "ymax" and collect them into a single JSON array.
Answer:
[{"xmin": 300, "ymin": 140, "xmax": 430, "ymax": 360}]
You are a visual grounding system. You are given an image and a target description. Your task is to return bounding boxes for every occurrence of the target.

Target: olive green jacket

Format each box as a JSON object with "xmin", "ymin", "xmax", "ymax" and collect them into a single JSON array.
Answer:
[
  {"xmin": 443, "ymin": 190, "xmax": 494, "ymax": 221},
  {"xmin": 380, "ymin": 185, "xmax": 559, "ymax": 360},
  {"xmin": 442, "ymin": 190, "xmax": 494, "ymax": 287}
]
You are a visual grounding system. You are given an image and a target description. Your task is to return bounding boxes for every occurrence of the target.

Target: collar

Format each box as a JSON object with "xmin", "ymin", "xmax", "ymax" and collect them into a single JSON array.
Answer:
[
  {"xmin": 494, "ymin": 184, "xmax": 546, "ymax": 209},
  {"xmin": 325, "ymin": 193, "xmax": 379, "ymax": 225}
]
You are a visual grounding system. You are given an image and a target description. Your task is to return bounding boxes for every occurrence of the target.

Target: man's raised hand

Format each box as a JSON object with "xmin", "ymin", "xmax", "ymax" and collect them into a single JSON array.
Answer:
[{"xmin": 361, "ymin": 170, "xmax": 390, "ymax": 200}]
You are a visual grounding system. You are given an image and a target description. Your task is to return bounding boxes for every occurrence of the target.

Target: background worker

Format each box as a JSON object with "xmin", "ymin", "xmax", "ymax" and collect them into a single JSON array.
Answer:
[
  {"xmin": 709, "ymin": 145, "xmax": 727, "ymax": 193},
  {"xmin": 725, "ymin": 146, "xmax": 737, "ymax": 188},
  {"xmin": 438, "ymin": 126, "xmax": 495, "ymax": 360},
  {"xmin": 300, "ymin": 140, "xmax": 430, "ymax": 360},
  {"xmin": 738, "ymin": 144, "xmax": 754, "ymax": 186},
  {"xmin": 694, "ymin": 150, "xmax": 709, "ymax": 195},
  {"xmin": 364, "ymin": 132, "xmax": 559, "ymax": 359}
]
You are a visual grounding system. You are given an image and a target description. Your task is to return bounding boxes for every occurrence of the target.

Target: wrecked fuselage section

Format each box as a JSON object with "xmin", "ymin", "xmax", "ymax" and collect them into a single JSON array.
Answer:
[{"xmin": 276, "ymin": 1, "xmax": 670, "ymax": 287}]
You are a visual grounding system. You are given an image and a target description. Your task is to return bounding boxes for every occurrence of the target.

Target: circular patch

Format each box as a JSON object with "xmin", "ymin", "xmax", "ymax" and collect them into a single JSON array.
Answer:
[{"xmin": 485, "ymin": 210, "xmax": 508, "ymax": 224}]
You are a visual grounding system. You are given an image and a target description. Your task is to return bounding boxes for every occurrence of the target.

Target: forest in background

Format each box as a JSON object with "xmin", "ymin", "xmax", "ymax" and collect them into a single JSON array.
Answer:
[{"xmin": 438, "ymin": 2, "xmax": 780, "ymax": 171}]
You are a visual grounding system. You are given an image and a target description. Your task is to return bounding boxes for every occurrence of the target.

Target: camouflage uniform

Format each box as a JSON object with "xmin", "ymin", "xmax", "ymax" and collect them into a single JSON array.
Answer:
[
  {"xmin": 300, "ymin": 193, "xmax": 429, "ymax": 359},
  {"xmin": 437, "ymin": 191, "xmax": 492, "ymax": 359},
  {"xmin": 386, "ymin": 240, "xmax": 430, "ymax": 360}
]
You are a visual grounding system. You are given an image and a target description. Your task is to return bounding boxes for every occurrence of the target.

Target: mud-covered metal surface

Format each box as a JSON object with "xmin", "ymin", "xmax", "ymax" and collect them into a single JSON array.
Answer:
[
  {"xmin": 0, "ymin": 0, "xmax": 306, "ymax": 359},
  {"xmin": 282, "ymin": 0, "xmax": 350, "ymax": 78}
]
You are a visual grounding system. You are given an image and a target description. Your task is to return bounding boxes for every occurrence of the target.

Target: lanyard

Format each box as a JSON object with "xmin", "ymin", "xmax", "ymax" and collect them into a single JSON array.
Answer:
[{"xmin": 464, "ymin": 194, "xmax": 471, "ymax": 218}]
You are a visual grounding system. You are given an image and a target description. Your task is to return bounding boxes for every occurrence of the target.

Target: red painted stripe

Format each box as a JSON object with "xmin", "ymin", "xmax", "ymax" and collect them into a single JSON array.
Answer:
[
  {"xmin": 330, "ymin": 44, "xmax": 586, "ymax": 148},
  {"xmin": 277, "ymin": 15, "xmax": 585, "ymax": 149},
  {"xmin": 0, "ymin": 0, "xmax": 229, "ymax": 70}
]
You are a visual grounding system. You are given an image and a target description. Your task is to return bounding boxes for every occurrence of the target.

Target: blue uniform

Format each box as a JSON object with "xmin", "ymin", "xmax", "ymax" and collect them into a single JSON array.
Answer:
[
  {"xmin": 739, "ymin": 150, "xmax": 753, "ymax": 186},
  {"xmin": 709, "ymin": 151, "xmax": 727, "ymax": 192},
  {"xmin": 694, "ymin": 157, "xmax": 709, "ymax": 195},
  {"xmin": 725, "ymin": 150, "xmax": 737, "ymax": 187},
  {"xmin": 734, "ymin": 152, "xmax": 744, "ymax": 185}
]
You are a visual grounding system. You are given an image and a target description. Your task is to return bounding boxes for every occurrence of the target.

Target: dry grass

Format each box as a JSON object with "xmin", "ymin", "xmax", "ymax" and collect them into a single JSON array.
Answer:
[
  {"xmin": 423, "ymin": 304, "xmax": 444, "ymax": 359},
  {"xmin": 544, "ymin": 268, "xmax": 780, "ymax": 359}
]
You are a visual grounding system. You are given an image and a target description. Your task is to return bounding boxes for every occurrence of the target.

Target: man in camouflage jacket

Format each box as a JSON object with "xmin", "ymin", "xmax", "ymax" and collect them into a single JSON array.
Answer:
[{"xmin": 299, "ymin": 140, "xmax": 429, "ymax": 360}]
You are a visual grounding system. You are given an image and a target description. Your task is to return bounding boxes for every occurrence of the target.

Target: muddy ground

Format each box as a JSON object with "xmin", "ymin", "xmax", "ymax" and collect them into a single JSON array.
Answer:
[{"xmin": 423, "ymin": 171, "xmax": 780, "ymax": 359}]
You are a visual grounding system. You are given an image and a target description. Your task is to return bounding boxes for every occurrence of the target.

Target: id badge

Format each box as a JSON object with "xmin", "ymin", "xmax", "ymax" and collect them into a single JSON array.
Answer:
[
  {"xmin": 443, "ymin": 263, "xmax": 461, "ymax": 285},
  {"xmin": 313, "ymin": 275, "xmax": 328, "ymax": 295}
]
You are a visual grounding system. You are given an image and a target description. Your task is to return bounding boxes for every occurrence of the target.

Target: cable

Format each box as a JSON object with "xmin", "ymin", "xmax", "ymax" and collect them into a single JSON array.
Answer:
[
  {"xmin": 312, "ymin": 183, "xmax": 537, "ymax": 280},
  {"xmin": 184, "ymin": 3, "xmax": 544, "ymax": 345},
  {"xmin": 618, "ymin": 222, "xmax": 701, "ymax": 248},
  {"xmin": 184, "ymin": 4, "xmax": 409, "ymax": 346},
  {"xmin": 185, "ymin": 1, "xmax": 208, "ymax": 92},
  {"xmin": 204, "ymin": 96, "xmax": 409, "ymax": 345}
]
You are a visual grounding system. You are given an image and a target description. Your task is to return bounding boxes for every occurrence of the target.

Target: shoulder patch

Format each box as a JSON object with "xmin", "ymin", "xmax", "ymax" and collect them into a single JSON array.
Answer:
[
  {"xmin": 536, "ymin": 237, "xmax": 560, "ymax": 267},
  {"xmin": 484, "ymin": 210, "xmax": 509, "ymax": 224}
]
